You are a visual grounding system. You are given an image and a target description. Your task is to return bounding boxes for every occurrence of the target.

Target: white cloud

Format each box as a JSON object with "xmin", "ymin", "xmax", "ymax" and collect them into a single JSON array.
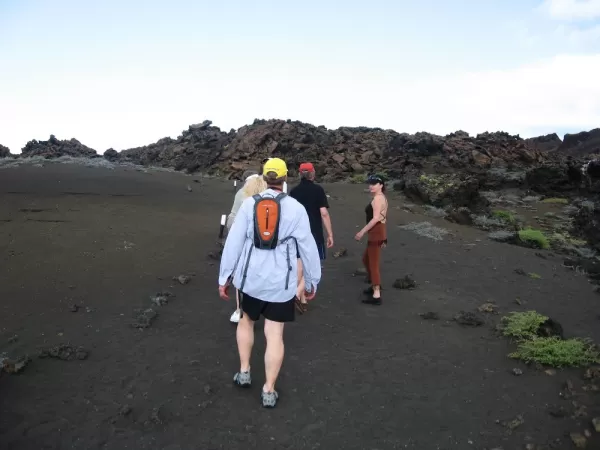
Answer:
[
  {"xmin": 1, "ymin": 54, "xmax": 599, "ymax": 153},
  {"xmin": 540, "ymin": 0, "xmax": 600, "ymax": 20}
]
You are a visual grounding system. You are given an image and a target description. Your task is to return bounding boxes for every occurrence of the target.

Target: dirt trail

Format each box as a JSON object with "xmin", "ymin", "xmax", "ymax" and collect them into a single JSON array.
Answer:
[{"xmin": 1, "ymin": 163, "xmax": 599, "ymax": 449}]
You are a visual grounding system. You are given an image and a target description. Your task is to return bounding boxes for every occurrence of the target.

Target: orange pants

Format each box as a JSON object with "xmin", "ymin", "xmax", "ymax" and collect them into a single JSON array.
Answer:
[{"xmin": 362, "ymin": 243, "xmax": 382, "ymax": 286}]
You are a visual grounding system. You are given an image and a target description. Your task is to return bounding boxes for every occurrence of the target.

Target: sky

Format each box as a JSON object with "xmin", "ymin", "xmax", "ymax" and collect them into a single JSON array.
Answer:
[{"xmin": 1, "ymin": 0, "xmax": 599, "ymax": 153}]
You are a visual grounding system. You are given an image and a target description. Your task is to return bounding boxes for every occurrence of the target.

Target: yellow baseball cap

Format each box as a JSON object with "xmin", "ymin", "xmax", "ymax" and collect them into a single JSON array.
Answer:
[{"xmin": 262, "ymin": 157, "xmax": 288, "ymax": 178}]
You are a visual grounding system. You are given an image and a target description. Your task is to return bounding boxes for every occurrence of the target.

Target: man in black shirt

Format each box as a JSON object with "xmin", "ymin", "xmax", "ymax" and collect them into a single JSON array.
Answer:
[{"xmin": 289, "ymin": 162, "xmax": 334, "ymax": 312}]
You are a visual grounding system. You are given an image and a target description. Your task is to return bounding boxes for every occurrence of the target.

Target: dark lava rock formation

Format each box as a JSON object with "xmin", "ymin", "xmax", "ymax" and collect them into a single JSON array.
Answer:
[
  {"xmin": 21, "ymin": 135, "xmax": 97, "ymax": 159},
  {"xmin": 0, "ymin": 144, "xmax": 11, "ymax": 158}
]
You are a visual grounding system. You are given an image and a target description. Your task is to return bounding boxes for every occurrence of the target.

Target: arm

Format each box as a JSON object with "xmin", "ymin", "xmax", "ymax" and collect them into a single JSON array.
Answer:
[
  {"xmin": 358, "ymin": 197, "xmax": 383, "ymax": 237},
  {"xmin": 295, "ymin": 209, "xmax": 322, "ymax": 294},
  {"xmin": 218, "ymin": 198, "xmax": 250, "ymax": 286},
  {"xmin": 320, "ymin": 207, "xmax": 333, "ymax": 240},
  {"xmin": 318, "ymin": 187, "xmax": 333, "ymax": 246}
]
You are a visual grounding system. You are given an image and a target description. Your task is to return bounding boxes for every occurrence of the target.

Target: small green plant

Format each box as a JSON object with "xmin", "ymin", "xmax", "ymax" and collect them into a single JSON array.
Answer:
[
  {"xmin": 541, "ymin": 197, "xmax": 569, "ymax": 205},
  {"xmin": 528, "ymin": 272, "xmax": 542, "ymax": 279},
  {"xmin": 518, "ymin": 228, "xmax": 550, "ymax": 249},
  {"xmin": 501, "ymin": 311, "xmax": 548, "ymax": 340},
  {"xmin": 509, "ymin": 337, "xmax": 600, "ymax": 367},
  {"xmin": 350, "ymin": 174, "xmax": 367, "ymax": 184},
  {"xmin": 492, "ymin": 210, "xmax": 516, "ymax": 224}
]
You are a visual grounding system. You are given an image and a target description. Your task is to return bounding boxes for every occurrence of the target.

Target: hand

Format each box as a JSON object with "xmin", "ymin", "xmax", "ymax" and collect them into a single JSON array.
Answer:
[
  {"xmin": 354, "ymin": 230, "xmax": 364, "ymax": 241},
  {"xmin": 218, "ymin": 282, "xmax": 230, "ymax": 301},
  {"xmin": 304, "ymin": 285, "xmax": 317, "ymax": 301},
  {"xmin": 326, "ymin": 235, "xmax": 334, "ymax": 248}
]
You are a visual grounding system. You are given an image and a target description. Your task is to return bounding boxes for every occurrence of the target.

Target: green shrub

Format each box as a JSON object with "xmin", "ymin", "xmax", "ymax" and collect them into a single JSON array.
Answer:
[
  {"xmin": 518, "ymin": 228, "xmax": 550, "ymax": 249},
  {"xmin": 492, "ymin": 210, "xmax": 516, "ymax": 223},
  {"xmin": 501, "ymin": 311, "xmax": 548, "ymax": 340},
  {"xmin": 509, "ymin": 337, "xmax": 600, "ymax": 367},
  {"xmin": 350, "ymin": 174, "xmax": 367, "ymax": 184}
]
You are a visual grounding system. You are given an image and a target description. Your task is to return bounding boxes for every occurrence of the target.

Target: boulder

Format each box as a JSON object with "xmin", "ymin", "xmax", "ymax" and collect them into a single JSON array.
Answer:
[
  {"xmin": 104, "ymin": 148, "xmax": 119, "ymax": 162},
  {"xmin": 403, "ymin": 173, "xmax": 489, "ymax": 212}
]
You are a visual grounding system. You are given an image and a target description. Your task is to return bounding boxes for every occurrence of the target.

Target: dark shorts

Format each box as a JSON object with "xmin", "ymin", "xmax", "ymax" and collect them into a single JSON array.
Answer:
[
  {"xmin": 295, "ymin": 238, "xmax": 326, "ymax": 261},
  {"xmin": 240, "ymin": 292, "xmax": 295, "ymax": 323}
]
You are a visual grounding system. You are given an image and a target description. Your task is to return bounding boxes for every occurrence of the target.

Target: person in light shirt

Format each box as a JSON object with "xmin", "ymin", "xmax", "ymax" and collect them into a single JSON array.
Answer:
[
  {"xmin": 218, "ymin": 157, "xmax": 322, "ymax": 408},
  {"xmin": 225, "ymin": 170, "xmax": 267, "ymax": 323}
]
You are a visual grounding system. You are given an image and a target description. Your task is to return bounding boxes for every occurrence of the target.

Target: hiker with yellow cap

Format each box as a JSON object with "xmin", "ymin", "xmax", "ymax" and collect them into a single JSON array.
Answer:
[{"xmin": 218, "ymin": 157, "xmax": 322, "ymax": 408}]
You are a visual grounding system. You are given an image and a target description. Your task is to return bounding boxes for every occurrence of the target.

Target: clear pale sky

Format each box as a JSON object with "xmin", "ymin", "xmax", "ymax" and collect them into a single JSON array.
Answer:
[{"xmin": 1, "ymin": 0, "xmax": 599, "ymax": 153}]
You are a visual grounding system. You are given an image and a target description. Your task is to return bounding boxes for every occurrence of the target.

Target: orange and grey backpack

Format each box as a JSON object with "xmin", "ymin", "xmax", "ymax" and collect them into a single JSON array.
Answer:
[
  {"xmin": 251, "ymin": 192, "xmax": 286, "ymax": 249},
  {"xmin": 238, "ymin": 192, "xmax": 296, "ymax": 292}
]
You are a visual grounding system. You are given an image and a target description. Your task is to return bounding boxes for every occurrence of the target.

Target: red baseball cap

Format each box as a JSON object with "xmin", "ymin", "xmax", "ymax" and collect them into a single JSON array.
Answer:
[{"xmin": 299, "ymin": 162, "xmax": 315, "ymax": 172}]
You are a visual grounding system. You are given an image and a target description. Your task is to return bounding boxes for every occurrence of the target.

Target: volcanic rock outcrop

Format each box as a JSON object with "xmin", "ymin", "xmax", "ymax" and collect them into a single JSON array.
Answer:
[
  {"xmin": 0, "ymin": 144, "xmax": 10, "ymax": 158},
  {"xmin": 21, "ymin": 135, "xmax": 98, "ymax": 159},
  {"xmin": 117, "ymin": 120, "xmax": 234, "ymax": 173},
  {"xmin": 557, "ymin": 128, "xmax": 600, "ymax": 157}
]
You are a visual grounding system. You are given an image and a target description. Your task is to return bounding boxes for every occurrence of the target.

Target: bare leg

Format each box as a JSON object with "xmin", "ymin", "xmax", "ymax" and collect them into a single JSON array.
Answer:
[
  {"xmin": 236, "ymin": 312, "xmax": 254, "ymax": 372},
  {"xmin": 263, "ymin": 319, "xmax": 285, "ymax": 392},
  {"xmin": 235, "ymin": 289, "xmax": 240, "ymax": 311}
]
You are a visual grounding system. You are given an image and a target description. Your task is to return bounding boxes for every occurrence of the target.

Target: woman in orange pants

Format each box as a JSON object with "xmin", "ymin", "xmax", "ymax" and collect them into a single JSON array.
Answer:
[{"xmin": 355, "ymin": 175, "xmax": 388, "ymax": 305}]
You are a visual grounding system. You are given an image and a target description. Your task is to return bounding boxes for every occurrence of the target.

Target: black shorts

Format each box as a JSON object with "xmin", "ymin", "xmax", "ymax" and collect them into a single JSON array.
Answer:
[{"xmin": 240, "ymin": 292, "xmax": 295, "ymax": 323}]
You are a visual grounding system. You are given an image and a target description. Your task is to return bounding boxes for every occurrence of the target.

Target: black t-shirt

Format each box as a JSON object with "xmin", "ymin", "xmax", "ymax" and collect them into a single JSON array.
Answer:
[{"xmin": 289, "ymin": 179, "xmax": 329, "ymax": 244}]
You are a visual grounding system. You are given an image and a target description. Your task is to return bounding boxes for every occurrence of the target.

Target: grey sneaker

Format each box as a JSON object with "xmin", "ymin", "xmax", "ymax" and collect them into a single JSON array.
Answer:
[
  {"xmin": 261, "ymin": 390, "xmax": 279, "ymax": 408},
  {"xmin": 233, "ymin": 370, "xmax": 251, "ymax": 387}
]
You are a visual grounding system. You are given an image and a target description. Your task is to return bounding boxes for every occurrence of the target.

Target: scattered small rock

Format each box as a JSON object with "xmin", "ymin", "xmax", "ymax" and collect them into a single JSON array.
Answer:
[
  {"xmin": 584, "ymin": 367, "xmax": 600, "ymax": 380},
  {"xmin": 393, "ymin": 275, "xmax": 417, "ymax": 290},
  {"xmin": 39, "ymin": 344, "xmax": 88, "ymax": 361},
  {"xmin": 69, "ymin": 304, "xmax": 79, "ymax": 312},
  {"xmin": 501, "ymin": 414, "xmax": 524, "ymax": 433},
  {"xmin": 7, "ymin": 335, "xmax": 18, "ymax": 344},
  {"xmin": 535, "ymin": 252, "xmax": 547, "ymax": 259},
  {"xmin": 478, "ymin": 302, "xmax": 498, "ymax": 313},
  {"xmin": 512, "ymin": 368, "xmax": 523, "ymax": 376},
  {"xmin": 150, "ymin": 406, "xmax": 165, "ymax": 425},
  {"xmin": 186, "ymin": 185, "xmax": 192, "ymax": 192},
  {"xmin": 352, "ymin": 268, "xmax": 368, "ymax": 277},
  {"xmin": 563, "ymin": 380, "xmax": 575, "ymax": 397},
  {"xmin": 514, "ymin": 268, "xmax": 527, "ymax": 276},
  {"xmin": 573, "ymin": 401, "xmax": 587, "ymax": 418},
  {"xmin": 132, "ymin": 308, "xmax": 158, "ymax": 329},
  {"xmin": 488, "ymin": 230, "xmax": 516, "ymax": 243},
  {"xmin": 545, "ymin": 369, "xmax": 557, "ymax": 376},
  {"xmin": 119, "ymin": 405, "xmax": 132, "ymax": 416},
  {"xmin": 174, "ymin": 275, "xmax": 191, "ymax": 285},
  {"xmin": 203, "ymin": 384, "xmax": 212, "ymax": 395},
  {"xmin": 453, "ymin": 311, "xmax": 484, "ymax": 327},
  {"xmin": 419, "ymin": 311, "xmax": 440, "ymax": 320},
  {"xmin": 150, "ymin": 291, "xmax": 175, "ymax": 306},
  {"xmin": 2, "ymin": 355, "xmax": 30, "ymax": 374},
  {"xmin": 537, "ymin": 318, "xmax": 564, "ymax": 339},
  {"xmin": 570, "ymin": 432, "xmax": 586, "ymax": 448},
  {"xmin": 548, "ymin": 405, "xmax": 568, "ymax": 418},
  {"xmin": 584, "ymin": 429, "xmax": 592, "ymax": 438},
  {"xmin": 332, "ymin": 248, "xmax": 348, "ymax": 259},
  {"xmin": 592, "ymin": 417, "xmax": 600, "ymax": 433}
]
